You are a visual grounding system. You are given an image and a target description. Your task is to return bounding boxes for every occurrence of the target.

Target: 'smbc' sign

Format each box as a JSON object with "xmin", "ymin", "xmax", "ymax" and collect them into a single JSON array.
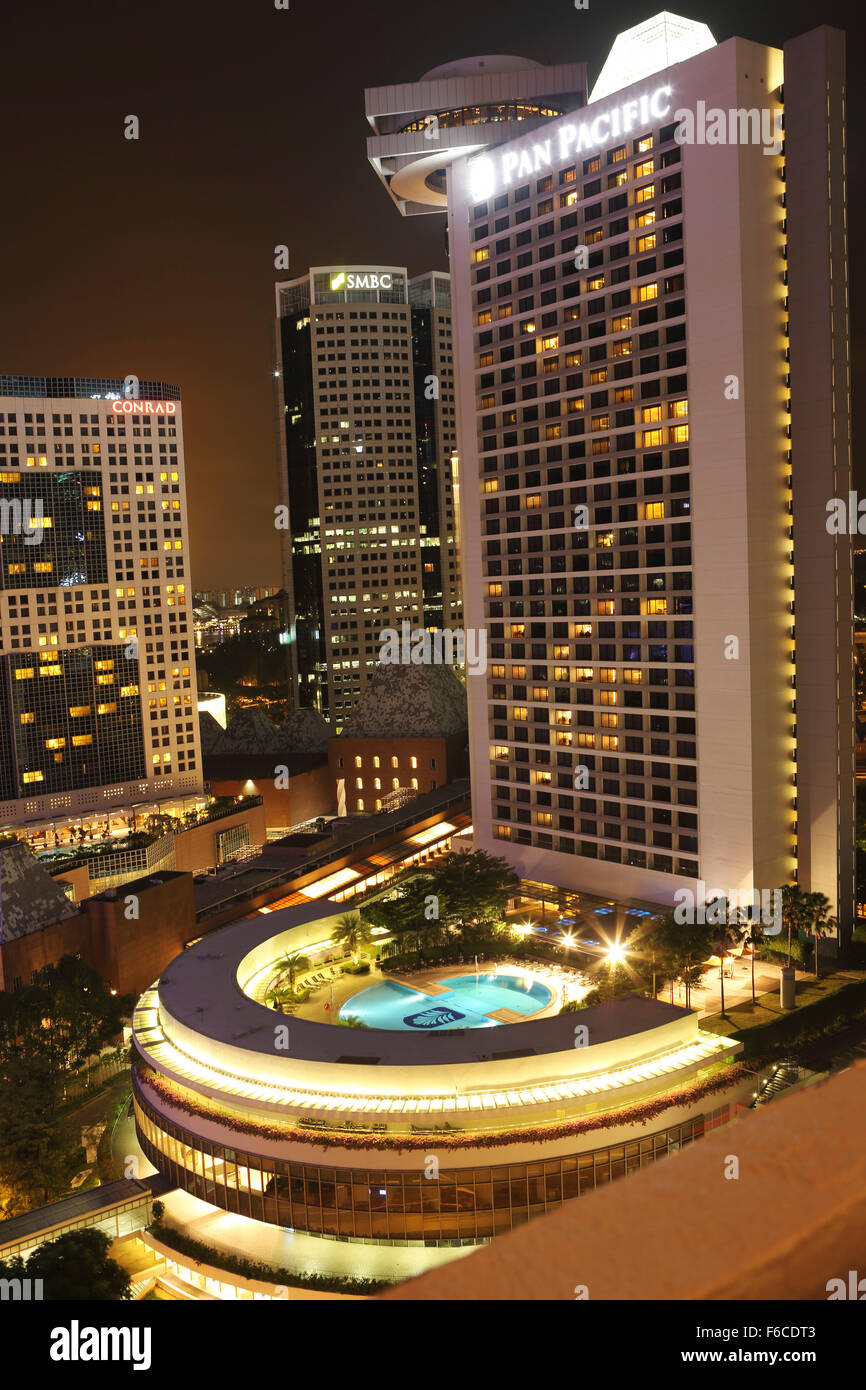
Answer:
[{"xmin": 330, "ymin": 272, "xmax": 393, "ymax": 291}]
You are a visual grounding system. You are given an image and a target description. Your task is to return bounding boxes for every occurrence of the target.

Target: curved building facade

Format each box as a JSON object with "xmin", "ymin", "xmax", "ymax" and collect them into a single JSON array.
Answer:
[
  {"xmin": 132, "ymin": 899, "xmax": 750, "ymax": 1257},
  {"xmin": 365, "ymin": 56, "xmax": 587, "ymax": 216}
]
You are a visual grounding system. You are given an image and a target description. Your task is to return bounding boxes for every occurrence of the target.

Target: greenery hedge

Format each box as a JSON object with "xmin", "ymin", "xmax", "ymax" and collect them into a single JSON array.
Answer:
[
  {"xmin": 340, "ymin": 961, "xmax": 370, "ymax": 976},
  {"xmin": 755, "ymin": 936, "xmax": 810, "ymax": 965},
  {"xmin": 136, "ymin": 1059, "xmax": 750, "ymax": 1154},
  {"xmin": 734, "ymin": 978, "xmax": 866, "ymax": 1058},
  {"xmin": 148, "ymin": 1221, "xmax": 392, "ymax": 1296}
]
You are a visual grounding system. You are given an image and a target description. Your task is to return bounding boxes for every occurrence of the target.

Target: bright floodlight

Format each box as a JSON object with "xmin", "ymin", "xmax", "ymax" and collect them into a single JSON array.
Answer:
[
  {"xmin": 607, "ymin": 945, "xmax": 626, "ymax": 966},
  {"xmin": 589, "ymin": 11, "xmax": 716, "ymax": 103}
]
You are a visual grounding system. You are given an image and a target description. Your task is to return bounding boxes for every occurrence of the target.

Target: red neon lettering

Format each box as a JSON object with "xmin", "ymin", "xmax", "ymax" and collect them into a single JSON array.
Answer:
[{"xmin": 111, "ymin": 399, "xmax": 176, "ymax": 414}]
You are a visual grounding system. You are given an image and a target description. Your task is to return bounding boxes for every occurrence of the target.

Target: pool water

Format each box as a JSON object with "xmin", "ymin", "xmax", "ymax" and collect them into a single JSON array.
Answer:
[{"xmin": 339, "ymin": 972, "xmax": 552, "ymax": 1031}]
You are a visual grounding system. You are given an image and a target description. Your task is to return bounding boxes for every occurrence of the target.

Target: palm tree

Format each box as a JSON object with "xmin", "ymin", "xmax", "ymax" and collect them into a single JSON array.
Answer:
[
  {"xmin": 266, "ymin": 951, "xmax": 311, "ymax": 1007},
  {"xmin": 780, "ymin": 883, "xmax": 811, "ymax": 969},
  {"xmin": 746, "ymin": 915, "xmax": 764, "ymax": 1004},
  {"xmin": 336, "ymin": 912, "xmax": 371, "ymax": 964},
  {"xmin": 805, "ymin": 892, "xmax": 837, "ymax": 979},
  {"xmin": 707, "ymin": 898, "xmax": 747, "ymax": 1021}
]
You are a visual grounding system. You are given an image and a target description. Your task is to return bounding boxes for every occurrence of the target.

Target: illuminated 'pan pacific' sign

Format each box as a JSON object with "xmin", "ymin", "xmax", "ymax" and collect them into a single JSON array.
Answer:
[{"xmin": 468, "ymin": 84, "xmax": 674, "ymax": 200}]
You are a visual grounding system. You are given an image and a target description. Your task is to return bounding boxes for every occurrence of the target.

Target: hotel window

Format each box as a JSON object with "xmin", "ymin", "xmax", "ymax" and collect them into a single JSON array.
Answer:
[
  {"xmin": 491, "ymin": 665, "xmax": 505, "ymax": 678},
  {"xmin": 477, "ymin": 310, "xmax": 493, "ymax": 325},
  {"xmin": 533, "ymin": 686, "xmax": 549, "ymax": 700},
  {"xmin": 590, "ymin": 368, "xmax": 608, "ymax": 385},
  {"xmin": 642, "ymin": 429, "xmax": 663, "ymax": 447},
  {"xmin": 498, "ymin": 305, "xmax": 513, "ymax": 320},
  {"xmin": 565, "ymin": 351, "xmax": 583, "ymax": 367},
  {"xmin": 355, "ymin": 777, "xmax": 363, "ymax": 789},
  {"xmin": 644, "ymin": 502, "xmax": 665, "ymax": 520},
  {"xmin": 513, "ymin": 706, "xmax": 528, "ymax": 721},
  {"xmin": 545, "ymin": 425, "xmax": 562, "ymax": 440},
  {"xmin": 540, "ymin": 335, "xmax": 559, "ymax": 351},
  {"xmin": 585, "ymin": 227, "xmax": 604, "ymax": 245},
  {"xmin": 623, "ymin": 669, "xmax": 643, "ymax": 683},
  {"xmin": 598, "ymin": 600, "xmax": 615, "ymax": 615},
  {"xmin": 597, "ymin": 532, "xmax": 614, "ymax": 548},
  {"xmin": 555, "ymin": 710, "xmax": 573, "ymax": 725},
  {"xmin": 612, "ymin": 339, "xmax": 632, "ymax": 357},
  {"xmin": 411, "ymin": 778, "xmax": 419, "ymax": 790},
  {"xmin": 601, "ymin": 735, "xmax": 619, "ymax": 750},
  {"xmin": 671, "ymin": 424, "xmax": 689, "ymax": 443},
  {"xmin": 357, "ymin": 798, "xmax": 364, "ymax": 811},
  {"xmin": 69, "ymin": 705, "xmax": 90, "ymax": 717},
  {"xmin": 374, "ymin": 777, "xmax": 381, "ymax": 790},
  {"xmin": 635, "ymin": 159, "xmax": 655, "ymax": 178},
  {"xmin": 479, "ymin": 352, "xmax": 494, "ymax": 367},
  {"xmin": 488, "ymin": 581, "xmax": 503, "ymax": 596},
  {"xmin": 635, "ymin": 209, "xmax": 656, "ymax": 227},
  {"xmin": 642, "ymin": 406, "xmax": 663, "ymax": 423},
  {"xmin": 536, "ymin": 812, "xmax": 553, "ymax": 827},
  {"xmin": 511, "ymin": 623, "xmax": 526, "ymax": 638},
  {"xmin": 512, "ymin": 664, "xmax": 527, "ymax": 678},
  {"xmin": 410, "ymin": 756, "xmax": 418, "ymax": 769},
  {"xmin": 493, "ymin": 745, "xmax": 509, "ymax": 759},
  {"xmin": 23, "ymin": 771, "xmax": 44, "ymax": 784},
  {"xmin": 391, "ymin": 756, "xmax": 399, "ymax": 769},
  {"xmin": 587, "ymin": 276, "xmax": 605, "ymax": 292},
  {"xmin": 354, "ymin": 755, "xmax": 362, "ymax": 768},
  {"xmin": 557, "ymin": 731, "xmax": 574, "ymax": 746},
  {"xmin": 575, "ymin": 667, "xmax": 593, "ymax": 681},
  {"xmin": 638, "ymin": 135, "xmax": 653, "ymax": 152},
  {"xmin": 611, "ymin": 315, "xmax": 632, "ymax": 332},
  {"xmin": 599, "ymin": 668, "xmax": 617, "ymax": 682},
  {"xmin": 72, "ymin": 734, "xmax": 92, "ymax": 747},
  {"xmin": 591, "ymin": 415, "xmax": 610, "ymax": 432},
  {"xmin": 577, "ymin": 733, "xmax": 595, "ymax": 748},
  {"xmin": 635, "ymin": 184, "xmax": 655, "ymax": 204},
  {"xmin": 14, "ymin": 668, "xmax": 34, "ymax": 680},
  {"xmin": 554, "ymin": 666, "xmax": 569, "ymax": 682},
  {"xmin": 473, "ymin": 247, "xmax": 490, "ymax": 263},
  {"xmin": 19, "ymin": 712, "xmax": 34, "ymax": 725},
  {"xmin": 615, "ymin": 387, "xmax": 634, "ymax": 403},
  {"xmin": 543, "ymin": 356, "xmax": 559, "ymax": 373},
  {"xmin": 567, "ymin": 398, "xmax": 585, "ymax": 413},
  {"xmin": 392, "ymin": 778, "xmax": 399, "ymax": 791},
  {"xmin": 638, "ymin": 283, "xmax": 658, "ymax": 302},
  {"xmin": 373, "ymin": 755, "xmax": 380, "ymax": 768},
  {"xmin": 636, "ymin": 233, "xmax": 657, "ymax": 252},
  {"xmin": 647, "ymin": 598, "xmax": 668, "ymax": 614},
  {"xmin": 45, "ymin": 737, "xmax": 66, "ymax": 750},
  {"xmin": 600, "ymin": 690, "xmax": 618, "ymax": 705},
  {"xmin": 600, "ymin": 712, "xmax": 618, "ymax": 727},
  {"xmin": 670, "ymin": 399, "xmax": 689, "ymax": 418}
]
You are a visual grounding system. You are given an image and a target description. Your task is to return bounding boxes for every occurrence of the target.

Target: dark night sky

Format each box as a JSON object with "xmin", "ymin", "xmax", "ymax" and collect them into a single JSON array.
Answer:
[{"xmin": 2, "ymin": 0, "xmax": 863, "ymax": 590}]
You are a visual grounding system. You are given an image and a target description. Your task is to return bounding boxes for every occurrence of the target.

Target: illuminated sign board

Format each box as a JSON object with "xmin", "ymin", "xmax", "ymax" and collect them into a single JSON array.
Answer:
[
  {"xmin": 468, "ymin": 84, "xmax": 673, "ymax": 200},
  {"xmin": 111, "ymin": 400, "xmax": 177, "ymax": 415},
  {"xmin": 329, "ymin": 271, "xmax": 393, "ymax": 291}
]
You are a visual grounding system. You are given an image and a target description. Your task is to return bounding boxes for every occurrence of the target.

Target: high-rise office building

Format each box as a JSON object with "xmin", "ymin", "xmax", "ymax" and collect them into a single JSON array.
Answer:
[
  {"xmin": 430, "ymin": 16, "xmax": 852, "ymax": 937},
  {"xmin": 274, "ymin": 266, "xmax": 460, "ymax": 727},
  {"xmin": 0, "ymin": 377, "xmax": 202, "ymax": 825}
]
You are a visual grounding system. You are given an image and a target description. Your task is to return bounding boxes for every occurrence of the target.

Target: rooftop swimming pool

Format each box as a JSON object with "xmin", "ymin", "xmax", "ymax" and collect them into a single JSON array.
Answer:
[{"xmin": 338, "ymin": 971, "xmax": 552, "ymax": 1031}]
